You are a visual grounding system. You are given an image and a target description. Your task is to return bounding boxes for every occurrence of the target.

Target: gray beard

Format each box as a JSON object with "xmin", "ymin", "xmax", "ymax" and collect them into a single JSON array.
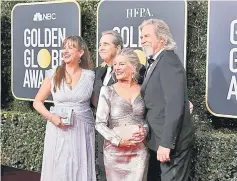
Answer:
[{"xmin": 142, "ymin": 45, "xmax": 153, "ymax": 57}]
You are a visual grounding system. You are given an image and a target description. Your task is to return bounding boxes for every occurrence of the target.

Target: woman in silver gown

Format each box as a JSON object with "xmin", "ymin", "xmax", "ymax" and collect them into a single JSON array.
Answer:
[{"xmin": 95, "ymin": 48, "xmax": 149, "ymax": 181}]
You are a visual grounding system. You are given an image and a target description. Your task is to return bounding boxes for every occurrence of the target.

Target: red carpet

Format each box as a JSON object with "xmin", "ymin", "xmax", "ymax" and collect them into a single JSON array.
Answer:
[{"xmin": 1, "ymin": 165, "xmax": 40, "ymax": 181}]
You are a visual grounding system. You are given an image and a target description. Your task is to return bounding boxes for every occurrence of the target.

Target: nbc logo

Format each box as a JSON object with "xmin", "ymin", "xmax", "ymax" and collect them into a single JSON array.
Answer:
[
  {"xmin": 33, "ymin": 12, "xmax": 43, "ymax": 21},
  {"xmin": 33, "ymin": 12, "xmax": 56, "ymax": 22}
]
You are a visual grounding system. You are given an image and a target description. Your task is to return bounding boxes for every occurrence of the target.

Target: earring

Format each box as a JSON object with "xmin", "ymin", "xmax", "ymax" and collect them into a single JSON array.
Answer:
[
  {"xmin": 132, "ymin": 72, "xmax": 138, "ymax": 83},
  {"xmin": 111, "ymin": 70, "xmax": 116, "ymax": 82}
]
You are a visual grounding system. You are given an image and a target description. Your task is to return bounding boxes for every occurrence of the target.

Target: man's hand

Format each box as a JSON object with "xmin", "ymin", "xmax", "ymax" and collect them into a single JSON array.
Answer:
[
  {"xmin": 189, "ymin": 101, "xmax": 194, "ymax": 114},
  {"xmin": 131, "ymin": 124, "xmax": 146, "ymax": 143},
  {"xmin": 157, "ymin": 146, "xmax": 171, "ymax": 163}
]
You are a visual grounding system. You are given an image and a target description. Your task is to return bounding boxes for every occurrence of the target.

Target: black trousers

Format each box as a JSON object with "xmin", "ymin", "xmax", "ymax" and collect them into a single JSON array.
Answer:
[
  {"xmin": 147, "ymin": 147, "xmax": 192, "ymax": 181},
  {"xmin": 96, "ymin": 131, "xmax": 107, "ymax": 181}
]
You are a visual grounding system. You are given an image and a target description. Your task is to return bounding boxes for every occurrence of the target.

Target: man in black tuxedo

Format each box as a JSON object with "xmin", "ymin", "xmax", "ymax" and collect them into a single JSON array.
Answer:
[
  {"xmin": 92, "ymin": 30, "xmax": 123, "ymax": 181},
  {"xmin": 140, "ymin": 19, "xmax": 194, "ymax": 181}
]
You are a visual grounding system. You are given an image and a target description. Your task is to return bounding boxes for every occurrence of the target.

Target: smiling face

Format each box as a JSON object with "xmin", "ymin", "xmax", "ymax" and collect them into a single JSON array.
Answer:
[
  {"xmin": 113, "ymin": 55, "xmax": 134, "ymax": 81},
  {"xmin": 140, "ymin": 24, "xmax": 163, "ymax": 57},
  {"xmin": 99, "ymin": 34, "xmax": 119, "ymax": 64},
  {"xmin": 62, "ymin": 39, "xmax": 84, "ymax": 64}
]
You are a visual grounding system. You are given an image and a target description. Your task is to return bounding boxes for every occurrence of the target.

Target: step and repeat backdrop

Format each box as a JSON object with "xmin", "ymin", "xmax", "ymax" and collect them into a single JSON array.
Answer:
[
  {"xmin": 96, "ymin": 0, "xmax": 187, "ymax": 67},
  {"xmin": 11, "ymin": 0, "xmax": 81, "ymax": 102},
  {"xmin": 11, "ymin": 0, "xmax": 237, "ymax": 118},
  {"xmin": 206, "ymin": 0, "xmax": 237, "ymax": 118}
]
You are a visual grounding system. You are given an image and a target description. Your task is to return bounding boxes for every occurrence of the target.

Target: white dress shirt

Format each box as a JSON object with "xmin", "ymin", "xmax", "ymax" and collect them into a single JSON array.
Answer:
[
  {"xmin": 146, "ymin": 48, "xmax": 165, "ymax": 73},
  {"xmin": 103, "ymin": 66, "xmax": 112, "ymax": 85}
]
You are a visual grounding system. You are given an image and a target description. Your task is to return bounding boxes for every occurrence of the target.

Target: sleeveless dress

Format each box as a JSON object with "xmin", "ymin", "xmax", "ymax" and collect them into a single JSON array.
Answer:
[
  {"xmin": 95, "ymin": 85, "xmax": 149, "ymax": 181},
  {"xmin": 40, "ymin": 68, "xmax": 96, "ymax": 181}
]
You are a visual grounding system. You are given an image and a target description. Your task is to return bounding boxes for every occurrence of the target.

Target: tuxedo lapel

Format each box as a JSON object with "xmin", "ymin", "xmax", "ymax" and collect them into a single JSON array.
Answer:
[
  {"xmin": 141, "ymin": 51, "xmax": 165, "ymax": 94},
  {"xmin": 93, "ymin": 66, "xmax": 108, "ymax": 107},
  {"xmin": 98, "ymin": 66, "xmax": 107, "ymax": 82},
  {"xmin": 107, "ymin": 76, "xmax": 115, "ymax": 86},
  {"xmin": 96, "ymin": 66, "xmax": 116, "ymax": 86}
]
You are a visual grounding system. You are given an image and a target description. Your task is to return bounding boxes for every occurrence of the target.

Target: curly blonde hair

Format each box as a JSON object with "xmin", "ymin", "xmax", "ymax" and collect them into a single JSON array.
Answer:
[{"xmin": 117, "ymin": 48, "xmax": 143, "ymax": 83}]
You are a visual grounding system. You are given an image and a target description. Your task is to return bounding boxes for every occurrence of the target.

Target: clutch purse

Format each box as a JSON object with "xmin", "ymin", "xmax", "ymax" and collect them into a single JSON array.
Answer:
[
  {"xmin": 49, "ymin": 106, "xmax": 74, "ymax": 125},
  {"xmin": 113, "ymin": 125, "xmax": 139, "ymax": 140}
]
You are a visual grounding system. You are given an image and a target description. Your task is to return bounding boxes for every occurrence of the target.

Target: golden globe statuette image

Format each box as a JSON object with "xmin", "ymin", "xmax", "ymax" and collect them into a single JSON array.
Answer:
[{"xmin": 134, "ymin": 49, "xmax": 146, "ymax": 65}]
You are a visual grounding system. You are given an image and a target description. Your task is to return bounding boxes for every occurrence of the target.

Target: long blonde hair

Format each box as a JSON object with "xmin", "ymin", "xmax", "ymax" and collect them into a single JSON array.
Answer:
[{"xmin": 53, "ymin": 36, "xmax": 93, "ymax": 92}]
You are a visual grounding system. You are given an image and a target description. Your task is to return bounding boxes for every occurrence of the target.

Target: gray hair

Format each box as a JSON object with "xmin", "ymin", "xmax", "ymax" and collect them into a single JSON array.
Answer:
[
  {"xmin": 118, "ymin": 48, "xmax": 142, "ymax": 83},
  {"xmin": 140, "ymin": 19, "xmax": 177, "ymax": 50},
  {"xmin": 102, "ymin": 30, "xmax": 123, "ymax": 49}
]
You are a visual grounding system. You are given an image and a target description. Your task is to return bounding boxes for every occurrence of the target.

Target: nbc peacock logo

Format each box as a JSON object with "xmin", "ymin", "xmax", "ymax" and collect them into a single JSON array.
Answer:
[
  {"xmin": 33, "ymin": 12, "xmax": 56, "ymax": 22},
  {"xmin": 33, "ymin": 12, "xmax": 43, "ymax": 21}
]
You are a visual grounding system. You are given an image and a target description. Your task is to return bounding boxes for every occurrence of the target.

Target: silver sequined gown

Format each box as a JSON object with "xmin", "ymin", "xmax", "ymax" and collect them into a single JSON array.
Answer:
[
  {"xmin": 95, "ymin": 86, "xmax": 149, "ymax": 181},
  {"xmin": 40, "ymin": 68, "xmax": 96, "ymax": 181}
]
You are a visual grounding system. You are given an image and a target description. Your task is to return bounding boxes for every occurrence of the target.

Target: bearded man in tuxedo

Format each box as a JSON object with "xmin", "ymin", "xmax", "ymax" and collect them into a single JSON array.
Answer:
[{"xmin": 140, "ymin": 19, "xmax": 194, "ymax": 181}]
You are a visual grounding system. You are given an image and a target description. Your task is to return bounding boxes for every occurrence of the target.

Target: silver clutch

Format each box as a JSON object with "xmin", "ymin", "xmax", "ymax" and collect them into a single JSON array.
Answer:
[
  {"xmin": 49, "ymin": 106, "xmax": 74, "ymax": 125},
  {"xmin": 113, "ymin": 125, "xmax": 139, "ymax": 140}
]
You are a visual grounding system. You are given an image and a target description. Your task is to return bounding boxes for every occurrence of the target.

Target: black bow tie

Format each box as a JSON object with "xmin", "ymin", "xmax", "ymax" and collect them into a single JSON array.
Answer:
[
  {"xmin": 144, "ymin": 56, "xmax": 155, "ymax": 77},
  {"xmin": 147, "ymin": 56, "xmax": 155, "ymax": 65}
]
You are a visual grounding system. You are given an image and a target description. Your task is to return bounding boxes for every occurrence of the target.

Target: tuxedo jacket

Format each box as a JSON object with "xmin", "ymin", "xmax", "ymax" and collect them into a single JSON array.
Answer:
[
  {"xmin": 141, "ymin": 50, "xmax": 194, "ymax": 151},
  {"xmin": 92, "ymin": 66, "xmax": 115, "ymax": 108}
]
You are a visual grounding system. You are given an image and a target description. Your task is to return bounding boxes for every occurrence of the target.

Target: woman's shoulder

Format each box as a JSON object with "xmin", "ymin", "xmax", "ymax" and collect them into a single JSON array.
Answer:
[
  {"xmin": 45, "ymin": 67, "xmax": 58, "ymax": 80},
  {"xmin": 100, "ymin": 85, "xmax": 113, "ymax": 97},
  {"xmin": 83, "ymin": 69, "xmax": 95, "ymax": 79}
]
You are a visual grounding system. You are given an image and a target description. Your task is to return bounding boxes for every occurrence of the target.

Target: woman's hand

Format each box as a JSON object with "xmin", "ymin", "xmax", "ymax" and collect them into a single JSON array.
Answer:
[
  {"xmin": 118, "ymin": 139, "xmax": 136, "ymax": 148},
  {"xmin": 131, "ymin": 124, "xmax": 146, "ymax": 143},
  {"xmin": 50, "ymin": 114, "xmax": 67, "ymax": 129}
]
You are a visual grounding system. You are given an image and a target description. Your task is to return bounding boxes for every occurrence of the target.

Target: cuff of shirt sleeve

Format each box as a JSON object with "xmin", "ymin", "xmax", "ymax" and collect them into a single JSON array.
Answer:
[
  {"xmin": 111, "ymin": 136, "xmax": 122, "ymax": 147},
  {"xmin": 159, "ymin": 140, "xmax": 175, "ymax": 150},
  {"xmin": 143, "ymin": 124, "xmax": 149, "ymax": 137}
]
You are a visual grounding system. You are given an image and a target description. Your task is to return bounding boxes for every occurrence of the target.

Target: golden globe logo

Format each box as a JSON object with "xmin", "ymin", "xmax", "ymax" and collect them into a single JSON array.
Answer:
[
  {"xmin": 112, "ymin": 27, "xmax": 147, "ymax": 65},
  {"xmin": 37, "ymin": 49, "xmax": 51, "ymax": 68},
  {"xmin": 23, "ymin": 28, "xmax": 66, "ymax": 88},
  {"xmin": 134, "ymin": 49, "xmax": 146, "ymax": 65},
  {"xmin": 227, "ymin": 19, "xmax": 237, "ymax": 100}
]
